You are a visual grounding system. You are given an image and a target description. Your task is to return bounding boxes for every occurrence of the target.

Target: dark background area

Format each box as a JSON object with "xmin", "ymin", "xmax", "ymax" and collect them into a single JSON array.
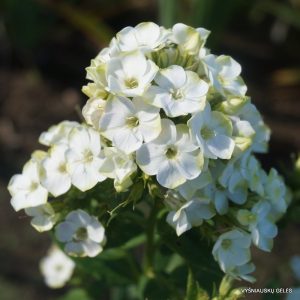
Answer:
[{"xmin": 0, "ymin": 0, "xmax": 299, "ymax": 299}]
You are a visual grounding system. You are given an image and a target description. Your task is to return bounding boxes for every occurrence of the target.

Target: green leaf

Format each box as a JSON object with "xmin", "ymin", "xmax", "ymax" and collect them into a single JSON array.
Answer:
[
  {"xmin": 185, "ymin": 268, "xmax": 209, "ymax": 300},
  {"xmin": 58, "ymin": 288, "xmax": 91, "ymax": 300},
  {"xmin": 74, "ymin": 256, "xmax": 136, "ymax": 285},
  {"xmin": 157, "ymin": 218, "xmax": 223, "ymax": 294},
  {"xmin": 121, "ymin": 233, "xmax": 146, "ymax": 250},
  {"xmin": 99, "ymin": 248, "xmax": 128, "ymax": 261}
]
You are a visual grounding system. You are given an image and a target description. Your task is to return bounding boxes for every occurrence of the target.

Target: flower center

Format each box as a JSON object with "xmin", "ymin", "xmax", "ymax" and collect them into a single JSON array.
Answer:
[
  {"xmin": 74, "ymin": 227, "xmax": 88, "ymax": 241},
  {"xmin": 83, "ymin": 149, "xmax": 94, "ymax": 163},
  {"xmin": 200, "ymin": 126, "xmax": 214, "ymax": 140},
  {"xmin": 170, "ymin": 88, "xmax": 183, "ymax": 100},
  {"xmin": 29, "ymin": 182, "xmax": 39, "ymax": 192},
  {"xmin": 247, "ymin": 213, "xmax": 257, "ymax": 223},
  {"xmin": 217, "ymin": 75, "xmax": 229, "ymax": 85},
  {"xmin": 165, "ymin": 146, "xmax": 178, "ymax": 159},
  {"xmin": 126, "ymin": 116, "xmax": 139, "ymax": 128},
  {"xmin": 221, "ymin": 239, "xmax": 232, "ymax": 250},
  {"xmin": 55, "ymin": 264, "xmax": 63, "ymax": 272},
  {"xmin": 124, "ymin": 78, "xmax": 139, "ymax": 89},
  {"xmin": 58, "ymin": 163, "xmax": 67, "ymax": 174}
]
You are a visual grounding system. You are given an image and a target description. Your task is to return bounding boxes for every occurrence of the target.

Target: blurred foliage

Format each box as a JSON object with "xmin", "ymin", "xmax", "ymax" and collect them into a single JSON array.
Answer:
[
  {"xmin": 251, "ymin": 0, "xmax": 300, "ymax": 30},
  {"xmin": 2, "ymin": 0, "xmax": 300, "ymax": 58},
  {"xmin": 59, "ymin": 288, "xmax": 91, "ymax": 300},
  {"xmin": 281, "ymin": 154, "xmax": 300, "ymax": 225},
  {"xmin": 1, "ymin": 0, "xmax": 55, "ymax": 49},
  {"xmin": 158, "ymin": 0, "xmax": 249, "ymax": 45}
]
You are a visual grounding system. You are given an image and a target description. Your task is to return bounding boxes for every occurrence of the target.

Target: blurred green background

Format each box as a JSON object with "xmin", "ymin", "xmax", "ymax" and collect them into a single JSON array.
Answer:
[{"xmin": 0, "ymin": 0, "xmax": 300, "ymax": 299}]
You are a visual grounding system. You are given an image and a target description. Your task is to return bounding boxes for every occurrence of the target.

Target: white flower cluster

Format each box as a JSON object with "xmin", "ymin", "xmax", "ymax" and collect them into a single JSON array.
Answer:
[
  {"xmin": 7, "ymin": 22, "xmax": 290, "ymax": 284},
  {"xmin": 8, "ymin": 121, "xmax": 107, "ymax": 259}
]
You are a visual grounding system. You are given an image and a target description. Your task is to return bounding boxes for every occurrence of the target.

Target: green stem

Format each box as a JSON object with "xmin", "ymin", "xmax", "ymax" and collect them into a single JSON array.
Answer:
[{"xmin": 144, "ymin": 197, "xmax": 160, "ymax": 278}]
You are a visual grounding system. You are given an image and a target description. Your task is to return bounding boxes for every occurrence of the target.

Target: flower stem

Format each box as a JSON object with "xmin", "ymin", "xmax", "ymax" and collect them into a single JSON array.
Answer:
[{"xmin": 144, "ymin": 197, "xmax": 160, "ymax": 278}]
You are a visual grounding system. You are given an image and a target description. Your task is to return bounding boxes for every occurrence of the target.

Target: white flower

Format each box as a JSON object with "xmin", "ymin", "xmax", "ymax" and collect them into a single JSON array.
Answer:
[
  {"xmin": 106, "ymin": 51, "xmax": 158, "ymax": 97},
  {"xmin": 202, "ymin": 54, "xmax": 247, "ymax": 96},
  {"xmin": 82, "ymin": 97, "xmax": 106, "ymax": 129},
  {"xmin": 86, "ymin": 57, "xmax": 107, "ymax": 86},
  {"xmin": 39, "ymin": 121, "xmax": 80, "ymax": 146},
  {"xmin": 171, "ymin": 23, "xmax": 210, "ymax": 55},
  {"xmin": 234, "ymin": 102, "xmax": 270, "ymax": 153},
  {"xmin": 240, "ymin": 155, "xmax": 265, "ymax": 196},
  {"xmin": 95, "ymin": 46, "xmax": 114, "ymax": 63},
  {"xmin": 237, "ymin": 201, "xmax": 278, "ymax": 252},
  {"xmin": 218, "ymin": 99, "xmax": 270, "ymax": 153},
  {"xmin": 31, "ymin": 150, "xmax": 48, "ymax": 163},
  {"xmin": 227, "ymin": 262, "xmax": 256, "ymax": 283},
  {"xmin": 231, "ymin": 116, "xmax": 255, "ymax": 139},
  {"xmin": 166, "ymin": 197, "xmax": 215, "ymax": 236},
  {"xmin": 265, "ymin": 168, "xmax": 288, "ymax": 214},
  {"xmin": 83, "ymin": 45, "xmax": 113, "ymax": 96},
  {"xmin": 146, "ymin": 65, "xmax": 208, "ymax": 117},
  {"xmin": 55, "ymin": 209, "xmax": 106, "ymax": 257},
  {"xmin": 212, "ymin": 229, "xmax": 251, "ymax": 273},
  {"xmin": 188, "ymin": 103, "xmax": 235, "ymax": 159},
  {"xmin": 25, "ymin": 203, "xmax": 57, "ymax": 232},
  {"xmin": 136, "ymin": 119, "xmax": 204, "ymax": 189},
  {"xmin": 177, "ymin": 170, "xmax": 212, "ymax": 200},
  {"xmin": 116, "ymin": 22, "xmax": 169, "ymax": 53},
  {"xmin": 218, "ymin": 156, "xmax": 248, "ymax": 204},
  {"xmin": 83, "ymin": 49, "xmax": 110, "ymax": 98},
  {"xmin": 41, "ymin": 145, "xmax": 71, "ymax": 197},
  {"xmin": 8, "ymin": 159, "xmax": 48, "ymax": 211},
  {"xmin": 99, "ymin": 146, "xmax": 137, "ymax": 189},
  {"xmin": 99, "ymin": 96, "xmax": 161, "ymax": 154},
  {"xmin": 40, "ymin": 245, "xmax": 75, "ymax": 289},
  {"xmin": 66, "ymin": 126, "xmax": 106, "ymax": 192},
  {"xmin": 202, "ymin": 183, "xmax": 229, "ymax": 215}
]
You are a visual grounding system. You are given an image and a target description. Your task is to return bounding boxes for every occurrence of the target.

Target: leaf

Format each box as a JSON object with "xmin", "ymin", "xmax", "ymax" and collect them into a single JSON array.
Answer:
[
  {"xmin": 74, "ymin": 256, "xmax": 136, "ymax": 285},
  {"xmin": 143, "ymin": 277, "xmax": 179, "ymax": 300},
  {"xmin": 121, "ymin": 234, "xmax": 146, "ymax": 250},
  {"xmin": 99, "ymin": 248, "xmax": 128, "ymax": 261},
  {"xmin": 165, "ymin": 253, "xmax": 184, "ymax": 274},
  {"xmin": 157, "ymin": 218, "xmax": 223, "ymax": 293},
  {"xmin": 58, "ymin": 289, "xmax": 91, "ymax": 300},
  {"xmin": 185, "ymin": 268, "xmax": 210, "ymax": 300}
]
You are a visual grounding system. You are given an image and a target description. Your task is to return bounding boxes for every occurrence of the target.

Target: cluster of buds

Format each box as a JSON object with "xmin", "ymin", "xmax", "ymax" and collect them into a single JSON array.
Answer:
[{"xmin": 8, "ymin": 22, "xmax": 290, "ymax": 286}]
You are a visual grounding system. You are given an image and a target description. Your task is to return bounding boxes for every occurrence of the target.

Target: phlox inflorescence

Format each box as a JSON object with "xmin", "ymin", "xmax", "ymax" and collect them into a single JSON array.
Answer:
[{"xmin": 7, "ymin": 21, "xmax": 290, "ymax": 287}]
